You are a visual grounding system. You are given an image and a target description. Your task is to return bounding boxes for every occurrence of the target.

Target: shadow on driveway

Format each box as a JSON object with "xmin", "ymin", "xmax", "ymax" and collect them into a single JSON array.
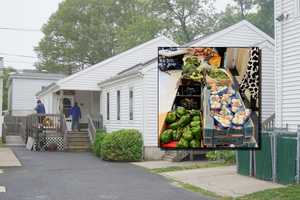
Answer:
[{"xmin": 0, "ymin": 147, "xmax": 211, "ymax": 200}]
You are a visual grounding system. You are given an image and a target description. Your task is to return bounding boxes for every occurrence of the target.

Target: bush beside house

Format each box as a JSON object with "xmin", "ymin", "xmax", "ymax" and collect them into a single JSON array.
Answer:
[
  {"xmin": 92, "ymin": 129, "xmax": 107, "ymax": 157},
  {"xmin": 92, "ymin": 129, "xmax": 143, "ymax": 162},
  {"xmin": 206, "ymin": 150, "xmax": 236, "ymax": 164}
]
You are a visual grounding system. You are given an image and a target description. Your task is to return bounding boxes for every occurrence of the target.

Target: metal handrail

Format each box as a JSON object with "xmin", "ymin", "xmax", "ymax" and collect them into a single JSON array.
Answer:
[
  {"xmin": 87, "ymin": 114, "xmax": 97, "ymax": 143},
  {"xmin": 262, "ymin": 113, "xmax": 275, "ymax": 131}
]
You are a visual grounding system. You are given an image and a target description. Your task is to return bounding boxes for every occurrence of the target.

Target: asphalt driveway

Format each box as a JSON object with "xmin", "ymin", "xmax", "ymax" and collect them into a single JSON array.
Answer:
[{"xmin": 0, "ymin": 147, "xmax": 210, "ymax": 200}]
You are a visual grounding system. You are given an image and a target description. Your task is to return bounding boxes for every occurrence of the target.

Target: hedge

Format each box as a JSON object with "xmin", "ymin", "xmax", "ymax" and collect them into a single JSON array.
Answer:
[
  {"xmin": 92, "ymin": 129, "xmax": 106, "ymax": 157},
  {"xmin": 101, "ymin": 129, "xmax": 143, "ymax": 161}
]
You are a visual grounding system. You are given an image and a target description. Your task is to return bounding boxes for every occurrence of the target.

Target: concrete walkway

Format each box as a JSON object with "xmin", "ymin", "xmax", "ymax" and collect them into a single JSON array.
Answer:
[
  {"xmin": 161, "ymin": 166, "xmax": 284, "ymax": 198},
  {"xmin": 0, "ymin": 147, "xmax": 21, "ymax": 167},
  {"xmin": 132, "ymin": 160, "xmax": 208, "ymax": 169},
  {"xmin": 5, "ymin": 136, "xmax": 25, "ymax": 146}
]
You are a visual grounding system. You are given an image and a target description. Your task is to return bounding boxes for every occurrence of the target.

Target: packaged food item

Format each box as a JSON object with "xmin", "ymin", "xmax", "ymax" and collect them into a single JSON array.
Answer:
[{"xmin": 214, "ymin": 115, "xmax": 231, "ymax": 128}]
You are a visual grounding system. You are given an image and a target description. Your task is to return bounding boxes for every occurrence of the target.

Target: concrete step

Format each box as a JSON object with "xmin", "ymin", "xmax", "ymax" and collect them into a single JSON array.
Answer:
[
  {"xmin": 67, "ymin": 133, "xmax": 89, "ymax": 138},
  {"xmin": 67, "ymin": 145, "xmax": 90, "ymax": 152},
  {"xmin": 162, "ymin": 153, "xmax": 177, "ymax": 162},
  {"xmin": 68, "ymin": 141, "xmax": 90, "ymax": 146},
  {"xmin": 5, "ymin": 136, "xmax": 25, "ymax": 146},
  {"xmin": 68, "ymin": 137, "xmax": 90, "ymax": 142}
]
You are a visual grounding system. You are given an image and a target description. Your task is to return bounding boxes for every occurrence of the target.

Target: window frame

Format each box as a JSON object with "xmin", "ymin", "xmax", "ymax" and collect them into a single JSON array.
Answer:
[
  {"xmin": 106, "ymin": 92, "xmax": 110, "ymax": 120},
  {"xmin": 129, "ymin": 88, "xmax": 133, "ymax": 120},
  {"xmin": 117, "ymin": 90, "xmax": 120, "ymax": 120}
]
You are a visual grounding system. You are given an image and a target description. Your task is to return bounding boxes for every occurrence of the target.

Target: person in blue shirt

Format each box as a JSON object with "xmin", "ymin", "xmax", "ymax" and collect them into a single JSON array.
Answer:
[
  {"xmin": 35, "ymin": 100, "xmax": 46, "ymax": 114},
  {"xmin": 35, "ymin": 100, "xmax": 46, "ymax": 124},
  {"xmin": 69, "ymin": 102, "xmax": 81, "ymax": 131}
]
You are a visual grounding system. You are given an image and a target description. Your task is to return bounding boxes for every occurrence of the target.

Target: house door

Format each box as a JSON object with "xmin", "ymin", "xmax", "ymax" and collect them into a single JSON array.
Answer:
[{"xmin": 62, "ymin": 95, "xmax": 74, "ymax": 118}]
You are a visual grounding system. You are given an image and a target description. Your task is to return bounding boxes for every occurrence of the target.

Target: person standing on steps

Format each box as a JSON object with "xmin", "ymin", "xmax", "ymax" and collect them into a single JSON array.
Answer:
[
  {"xmin": 34, "ymin": 100, "xmax": 46, "ymax": 124},
  {"xmin": 69, "ymin": 102, "xmax": 81, "ymax": 131}
]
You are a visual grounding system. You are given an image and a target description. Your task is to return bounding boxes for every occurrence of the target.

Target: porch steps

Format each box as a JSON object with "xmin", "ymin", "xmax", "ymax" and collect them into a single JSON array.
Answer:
[{"xmin": 65, "ymin": 131, "xmax": 91, "ymax": 152}]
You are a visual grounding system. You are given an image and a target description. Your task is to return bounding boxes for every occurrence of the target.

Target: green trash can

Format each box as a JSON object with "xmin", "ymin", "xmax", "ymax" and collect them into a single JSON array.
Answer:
[
  {"xmin": 254, "ymin": 133, "xmax": 273, "ymax": 181},
  {"xmin": 276, "ymin": 133, "xmax": 297, "ymax": 184},
  {"xmin": 237, "ymin": 150, "xmax": 251, "ymax": 176}
]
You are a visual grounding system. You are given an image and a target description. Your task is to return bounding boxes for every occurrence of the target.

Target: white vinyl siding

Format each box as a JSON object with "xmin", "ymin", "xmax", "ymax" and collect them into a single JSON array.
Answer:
[
  {"xmin": 10, "ymin": 78, "xmax": 59, "ymax": 116},
  {"xmin": 58, "ymin": 37, "xmax": 177, "ymax": 91},
  {"xmin": 295, "ymin": 0, "xmax": 300, "ymax": 17},
  {"xmin": 142, "ymin": 62, "xmax": 160, "ymax": 146},
  {"xmin": 100, "ymin": 77, "xmax": 144, "ymax": 138},
  {"xmin": 275, "ymin": 0, "xmax": 300, "ymax": 130}
]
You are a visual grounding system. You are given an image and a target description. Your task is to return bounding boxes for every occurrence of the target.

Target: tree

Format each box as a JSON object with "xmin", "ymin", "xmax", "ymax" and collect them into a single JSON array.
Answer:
[
  {"xmin": 233, "ymin": 0, "xmax": 255, "ymax": 18},
  {"xmin": 251, "ymin": 0, "xmax": 274, "ymax": 37},
  {"xmin": 156, "ymin": 0, "xmax": 218, "ymax": 44},
  {"xmin": 2, "ymin": 67, "xmax": 16, "ymax": 111},
  {"xmin": 35, "ymin": 0, "xmax": 164, "ymax": 74},
  {"xmin": 216, "ymin": 0, "xmax": 274, "ymax": 37}
]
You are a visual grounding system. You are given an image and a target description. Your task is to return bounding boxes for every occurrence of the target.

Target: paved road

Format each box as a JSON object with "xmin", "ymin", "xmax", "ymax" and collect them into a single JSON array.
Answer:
[{"xmin": 0, "ymin": 147, "xmax": 211, "ymax": 200}]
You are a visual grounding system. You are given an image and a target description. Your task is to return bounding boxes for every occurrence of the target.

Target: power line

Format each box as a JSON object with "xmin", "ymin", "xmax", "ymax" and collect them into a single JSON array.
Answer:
[
  {"xmin": 0, "ymin": 26, "xmax": 40, "ymax": 32},
  {"xmin": 0, "ymin": 52, "xmax": 37, "ymax": 58}
]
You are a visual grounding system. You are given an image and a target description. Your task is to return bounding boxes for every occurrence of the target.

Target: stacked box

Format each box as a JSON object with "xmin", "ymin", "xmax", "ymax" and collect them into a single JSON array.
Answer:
[{"xmin": 202, "ymin": 87, "xmax": 254, "ymax": 147}]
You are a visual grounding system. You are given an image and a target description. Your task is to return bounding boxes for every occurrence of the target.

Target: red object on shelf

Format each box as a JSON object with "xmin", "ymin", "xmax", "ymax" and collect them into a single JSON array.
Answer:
[{"xmin": 161, "ymin": 141, "xmax": 177, "ymax": 148}]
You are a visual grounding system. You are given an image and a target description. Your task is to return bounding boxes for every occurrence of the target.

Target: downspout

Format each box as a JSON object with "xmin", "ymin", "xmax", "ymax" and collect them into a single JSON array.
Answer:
[{"xmin": 275, "ymin": 0, "xmax": 284, "ymax": 128}]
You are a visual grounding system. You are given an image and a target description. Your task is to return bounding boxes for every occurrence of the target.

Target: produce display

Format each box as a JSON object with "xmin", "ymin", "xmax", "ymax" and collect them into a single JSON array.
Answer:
[
  {"xmin": 158, "ymin": 47, "xmax": 258, "ymax": 149},
  {"xmin": 160, "ymin": 107, "xmax": 202, "ymax": 148}
]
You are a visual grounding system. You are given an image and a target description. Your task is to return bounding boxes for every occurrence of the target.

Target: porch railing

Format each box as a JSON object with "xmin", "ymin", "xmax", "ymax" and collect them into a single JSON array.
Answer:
[
  {"xmin": 87, "ymin": 114, "xmax": 103, "ymax": 143},
  {"xmin": 26, "ymin": 114, "xmax": 66, "ymax": 140},
  {"xmin": 262, "ymin": 113, "xmax": 275, "ymax": 131}
]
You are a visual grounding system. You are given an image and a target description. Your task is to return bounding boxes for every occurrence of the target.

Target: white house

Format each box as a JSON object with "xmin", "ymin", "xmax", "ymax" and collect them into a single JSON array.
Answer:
[
  {"xmin": 275, "ymin": 0, "xmax": 300, "ymax": 131},
  {"xmin": 36, "ymin": 36, "xmax": 177, "ymax": 126},
  {"xmin": 98, "ymin": 20, "xmax": 275, "ymax": 159},
  {"xmin": 7, "ymin": 70, "xmax": 65, "ymax": 116},
  {"xmin": 37, "ymin": 21, "xmax": 275, "ymax": 159}
]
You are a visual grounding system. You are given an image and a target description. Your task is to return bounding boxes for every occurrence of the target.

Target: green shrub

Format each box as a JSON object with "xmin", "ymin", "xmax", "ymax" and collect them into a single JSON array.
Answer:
[
  {"xmin": 92, "ymin": 129, "xmax": 106, "ymax": 157},
  {"xmin": 206, "ymin": 150, "xmax": 236, "ymax": 164},
  {"xmin": 101, "ymin": 129, "xmax": 143, "ymax": 161}
]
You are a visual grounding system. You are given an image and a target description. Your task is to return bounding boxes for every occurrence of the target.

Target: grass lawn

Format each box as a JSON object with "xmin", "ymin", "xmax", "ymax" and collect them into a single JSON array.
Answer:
[
  {"xmin": 0, "ymin": 137, "xmax": 3, "ymax": 147},
  {"xmin": 149, "ymin": 160, "xmax": 299, "ymax": 200},
  {"xmin": 176, "ymin": 181, "xmax": 300, "ymax": 200},
  {"xmin": 235, "ymin": 185, "xmax": 300, "ymax": 200},
  {"xmin": 150, "ymin": 161, "xmax": 231, "ymax": 173}
]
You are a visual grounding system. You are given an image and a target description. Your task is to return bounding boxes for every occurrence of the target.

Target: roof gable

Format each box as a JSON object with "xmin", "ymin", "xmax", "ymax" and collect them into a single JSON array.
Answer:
[
  {"xmin": 57, "ymin": 36, "xmax": 176, "ymax": 87},
  {"xmin": 186, "ymin": 20, "xmax": 274, "ymax": 47}
]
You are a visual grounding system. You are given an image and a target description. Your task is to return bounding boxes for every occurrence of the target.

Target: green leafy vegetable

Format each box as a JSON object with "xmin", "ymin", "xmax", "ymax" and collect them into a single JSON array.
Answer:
[
  {"xmin": 165, "ymin": 112, "xmax": 177, "ymax": 124},
  {"xmin": 160, "ymin": 129, "xmax": 173, "ymax": 144},
  {"xmin": 177, "ymin": 138, "xmax": 189, "ymax": 148}
]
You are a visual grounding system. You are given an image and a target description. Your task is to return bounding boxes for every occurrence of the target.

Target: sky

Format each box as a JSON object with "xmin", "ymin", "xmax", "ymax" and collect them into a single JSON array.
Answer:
[{"xmin": 0, "ymin": 0, "xmax": 233, "ymax": 70}]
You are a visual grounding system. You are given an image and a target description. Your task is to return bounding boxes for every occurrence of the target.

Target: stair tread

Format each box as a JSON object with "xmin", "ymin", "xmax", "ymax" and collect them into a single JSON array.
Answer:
[{"xmin": 68, "ymin": 146, "xmax": 90, "ymax": 149}]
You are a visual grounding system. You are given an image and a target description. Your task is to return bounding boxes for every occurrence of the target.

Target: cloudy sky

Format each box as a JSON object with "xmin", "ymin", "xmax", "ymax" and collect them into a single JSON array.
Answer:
[{"xmin": 0, "ymin": 0, "xmax": 233, "ymax": 70}]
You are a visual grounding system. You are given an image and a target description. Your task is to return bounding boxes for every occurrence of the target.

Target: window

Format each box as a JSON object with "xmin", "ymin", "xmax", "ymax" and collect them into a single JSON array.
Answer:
[
  {"xmin": 117, "ymin": 90, "xmax": 120, "ymax": 120},
  {"xmin": 106, "ymin": 92, "xmax": 110, "ymax": 120},
  {"xmin": 129, "ymin": 89, "xmax": 133, "ymax": 120}
]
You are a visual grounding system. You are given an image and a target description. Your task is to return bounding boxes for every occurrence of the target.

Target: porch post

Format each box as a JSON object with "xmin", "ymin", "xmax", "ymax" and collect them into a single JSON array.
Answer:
[{"xmin": 59, "ymin": 90, "xmax": 64, "ymax": 114}]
